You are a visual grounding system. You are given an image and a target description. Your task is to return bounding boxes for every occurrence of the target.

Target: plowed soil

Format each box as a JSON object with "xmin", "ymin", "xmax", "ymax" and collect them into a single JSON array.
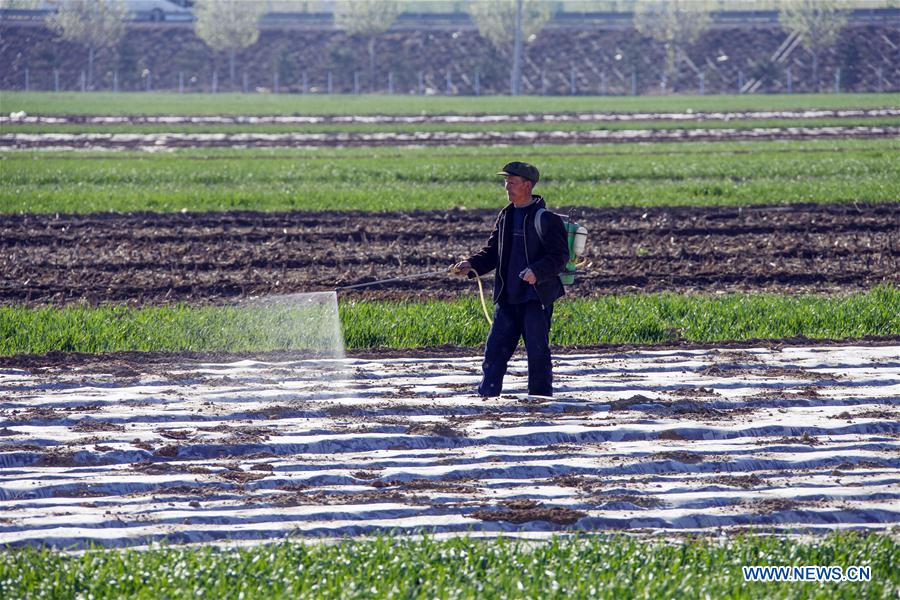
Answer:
[{"xmin": 2, "ymin": 203, "xmax": 898, "ymax": 306}]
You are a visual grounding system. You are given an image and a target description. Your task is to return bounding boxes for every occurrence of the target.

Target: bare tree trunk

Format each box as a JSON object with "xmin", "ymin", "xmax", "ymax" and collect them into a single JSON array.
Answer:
[
  {"xmin": 87, "ymin": 45, "xmax": 94, "ymax": 89},
  {"xmin": 368, "ymin": 37, "xmax": 376, "ymax": 93},
  {"xmin": 229, "ymin": 48, "xmax": 236, "ymax": 89},
  {"xmin": 510, "ymin": 0, "xmax": 523, "ymax": 96},
  {"xmin": 664, "ymin": 44, "xmax": 677, "ymax": 93},
  {"xmin": 812, "ymin": 49, "xmax": 820, "ymax": 92}
]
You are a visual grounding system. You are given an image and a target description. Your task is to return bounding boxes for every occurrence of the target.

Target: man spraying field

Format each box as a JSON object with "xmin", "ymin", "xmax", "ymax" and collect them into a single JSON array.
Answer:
[{"xmin": 452, "ymin": 161, "xmax": 569, "ymax": 398}]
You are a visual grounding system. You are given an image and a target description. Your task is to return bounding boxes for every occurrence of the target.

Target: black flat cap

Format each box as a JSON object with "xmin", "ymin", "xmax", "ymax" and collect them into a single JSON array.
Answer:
[{"xmin": 497, "ymin": 161, "xmax": 539, "ymax": 185}]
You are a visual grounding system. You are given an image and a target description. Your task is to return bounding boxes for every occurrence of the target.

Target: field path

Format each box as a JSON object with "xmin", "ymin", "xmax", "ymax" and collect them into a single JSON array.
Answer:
[
  {"xmin": 4, "ymin": 108, "xmax": 897, "ymax": 125},
  {"xmin": 1, "ymin": 344, "xmax": 897, "ymax": 548},
  {"xmin": 3, "ymin": 125, "xmax": 897, "ymax": 149}
]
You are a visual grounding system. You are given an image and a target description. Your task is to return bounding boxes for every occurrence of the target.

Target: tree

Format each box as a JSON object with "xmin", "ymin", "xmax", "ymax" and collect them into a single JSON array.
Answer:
[
  {"xmin": 469, "ymin": 0, "xmax": 552, "ymax": 96},
  {"xmin": 779, "ymin": 0, "xmax": 848, "ymax": 91},
  {"xmin": 45, "ymin": 0, "xmax": 127, "ymax": 89},
  {"xmin": 333, "ymin": 0, "xmax": 402, "ymax": 92},
  {"xmin": 633, "ymin": 0, "xmax": 711, "ymax": 92},
  {"xmin": 194, "ymin": 0, "xmax": 266, "ymax": 89}
]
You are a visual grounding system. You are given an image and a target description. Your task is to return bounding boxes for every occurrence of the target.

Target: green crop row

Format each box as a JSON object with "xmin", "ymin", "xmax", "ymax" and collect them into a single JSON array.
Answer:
[
  {"xmin": 348, "ymin": 288, "xmax": 900, "ymax": 348},
  {"xmin": 2, "ymin": 532, "xmax": 896, "ymax": 599},
  {"xmin": 3, "ymin": 139, "xmax": 898, "ymax": 213},
  {"xmin": 4, "ymin": 116, "xmax": 898, "ymax": 135},
  {"xmin": 5, "ymin": 141, "xmax": 896, "ymax": 184},
  {"xmin": 3, "ymin": 91, "xmax": 899, "ymax": 116},
  {"xmin": 2, "ymin": 288, "xmax": 896, "ymax": 355}
]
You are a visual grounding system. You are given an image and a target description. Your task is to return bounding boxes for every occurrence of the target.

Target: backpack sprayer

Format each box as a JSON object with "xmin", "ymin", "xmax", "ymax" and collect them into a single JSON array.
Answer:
[
  {"xmin": 336, "ymin": 217, "xmax": 588, "ymax": 325},
  {"xmin": 535, "ymin": 209, "xmax": 588, "ymax": 285}
]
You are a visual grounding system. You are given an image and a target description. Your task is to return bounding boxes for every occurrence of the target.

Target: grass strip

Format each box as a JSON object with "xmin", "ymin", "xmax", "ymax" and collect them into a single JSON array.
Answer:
[
  {"xmin": 4, "ymin": 116, "xmax": 898, "ymax": 134},
  {"xmin": 1, "ymin": 532, "xmax": 896, "ymax": 599},
  {"xmin": 346, "ymin": 287, "xmax": 900, "ymax": 349},
  {"xmin": 3, "ymin": 140, "xmax": 897, "ymax": 213},
  {"xmin": 6, "ymin": 176, "xmax": 898, "ymax": 213},
  {"xmin": 3, "ymin": 91, "xmax": 899, "ymax": 115},
  {"xmin": 2, "ymin": 288, "xmax": 897, "ymax": 355}
]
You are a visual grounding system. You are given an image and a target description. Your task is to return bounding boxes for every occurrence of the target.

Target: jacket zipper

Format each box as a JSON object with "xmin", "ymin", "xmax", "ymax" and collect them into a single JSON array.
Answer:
[
  {"xmin": 496, "ymin": 210, "xmax": 506, "ymax": 300},
  {"xmin": 523, "ymin": 210, "xmax": 546, "ymax": 310}
]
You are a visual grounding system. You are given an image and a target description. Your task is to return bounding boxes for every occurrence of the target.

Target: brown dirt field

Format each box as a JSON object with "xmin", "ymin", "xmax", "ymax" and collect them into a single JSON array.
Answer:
[{"xmin": 1, "ymin": 203, "xmax": 897, "ymax": 307}]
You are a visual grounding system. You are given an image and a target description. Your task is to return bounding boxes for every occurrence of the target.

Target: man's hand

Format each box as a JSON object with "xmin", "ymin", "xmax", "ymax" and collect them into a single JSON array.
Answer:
[
  {"xmin": 451, "ymin": 261, "xmax": 472, "ymax": 276},
  {"xmin": 519, "ymin": 268, "xmax": 536, "ymax": 284}
]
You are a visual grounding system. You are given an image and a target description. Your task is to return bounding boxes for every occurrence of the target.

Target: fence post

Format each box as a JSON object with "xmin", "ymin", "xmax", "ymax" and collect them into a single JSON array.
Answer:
[
  {"xmin": 786, "ymin": 67, "xmax": 792, "ymax": 93},
  {"xmin": 541, "ymin": 69, "xmax": 547, "ymax": 96},
  {"xmin": 570, "ymin": 67, "xmax": 576, "ymax": 95},
  {"xmin": 80, "ymin": 70, "xmax": 86, "ymax": 92},
  {"xmin": 353, "ymin": 72, "xmax": 359, "ymax": 94},
  {"xmin": 474, "ymin": 71, "xmax": 480, "ymax": 96},
  {"xmin": 327, "ymin": 71, "xmax": 333, "ymax": 94},
  {"xmin": 113, "ymin": 70, "xmax": 118, "ymax": 93},
  {"xmin": 418, "ymin": 71, "xmax": 424, "ymax": 95},
  {"xmin": 146, "ymin": 72, "xmax": 151, "ymax": 92},
  {"xmin": 179, "ymin": 72, "xmax": 184, "ymax": 93},
  {"xmin": 631, "ymin": 71, "xmax": 637, "ymax": 96},
  {"xmin": 302, "ymin": 71, "xmax": 308, "ymax": 94},
  {"xmin": 243, "ymin": 71, "xmax": 248, "ymax": 93},
  {"xmin": 834, "ymin": 68, "xmax": 840, "ymax": 93},
  {"xmin": 273, "ymin": 71, "xmax": 279, "ymax": 94},
  {"xmin": 699, "ymin": 72, "xmax": 705, "ymax": 95},
  {"xmin": 24, "ymin": 67, "xmax": 29, "ymax": 91},
  {"xmin": 601, "ymin": 71, "xmax": 607, "ymax": 95},
  {"xmin": 212, "ymin": 70, "xmax": 218, "ymax": 93},
  {"xmin": 738, "ymin": 70, "xmax": 744, "ymax": 93},
  {"xmin": 877, "ymin": 67, "xmax": 884, "ymax": 93},
  {"xmin": 388, "ymin": 71, "xmax": 394, "ymax": 94}
]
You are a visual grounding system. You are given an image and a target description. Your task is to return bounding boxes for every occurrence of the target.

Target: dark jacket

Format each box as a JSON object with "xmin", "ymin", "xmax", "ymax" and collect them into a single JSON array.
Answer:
[{"xmin": 467, "ymin": 196, "xmax": 569, "ymax": 308}]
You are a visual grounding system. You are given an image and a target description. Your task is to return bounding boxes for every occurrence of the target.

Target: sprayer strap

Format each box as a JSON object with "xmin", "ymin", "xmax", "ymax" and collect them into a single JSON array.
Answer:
[
  {"xmin": 534, "ymin": 208, "xmax": 546, "ymax": 242},
  {"xmin": 534, "ymin": 208, "xmax": 569, "ymax": 246}
]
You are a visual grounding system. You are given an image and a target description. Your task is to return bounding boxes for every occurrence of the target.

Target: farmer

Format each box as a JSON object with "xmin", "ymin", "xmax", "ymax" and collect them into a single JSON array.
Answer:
[{"xmin": 452, "ymin": 161, "xmax": 569, "ymax": 398}]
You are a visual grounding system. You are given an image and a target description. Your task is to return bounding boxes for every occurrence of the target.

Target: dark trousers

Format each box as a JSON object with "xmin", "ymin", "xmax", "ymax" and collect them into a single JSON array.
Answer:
[{"xmin": 478, "ymin": 300, "xmax": 554, "ymax": 397}]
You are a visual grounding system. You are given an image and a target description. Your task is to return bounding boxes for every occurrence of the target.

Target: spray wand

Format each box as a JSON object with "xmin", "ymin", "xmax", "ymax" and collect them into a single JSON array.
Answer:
[
  {"xmin": 335, "ymin": 269, "xmax": 450, "ymax": 291},
  {"xmin": 335, "ymin": 267, "xmax": 494, "ymax": 325}
]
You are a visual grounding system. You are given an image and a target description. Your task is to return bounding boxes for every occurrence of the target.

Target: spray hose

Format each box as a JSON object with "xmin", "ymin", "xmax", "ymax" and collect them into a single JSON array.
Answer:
[{"xmin": 468, "ymin": 269, "xmax": 494, "ymax": 326}]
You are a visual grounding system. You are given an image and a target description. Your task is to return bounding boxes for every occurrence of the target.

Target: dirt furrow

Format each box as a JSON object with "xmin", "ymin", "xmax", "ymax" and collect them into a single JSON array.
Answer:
[{"xmin": 2, "ymin": 204, "xmax": 897, "ymax": 306}]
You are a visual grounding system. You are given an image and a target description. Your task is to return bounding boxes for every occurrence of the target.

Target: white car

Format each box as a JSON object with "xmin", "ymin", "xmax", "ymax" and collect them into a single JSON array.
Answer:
[
  {"xmin": 36, "ymin": 0, "xmax": 194, "ymax": 22},
  {"xmin": 122, "ymin": 0, "xmax": 193, "ymax": 22}
]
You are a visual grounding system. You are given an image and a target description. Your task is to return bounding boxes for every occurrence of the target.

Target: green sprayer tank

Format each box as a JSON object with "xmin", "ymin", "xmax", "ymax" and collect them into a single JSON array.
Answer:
[{"xmin": 561, "ymin": 221, "xmax": 588, "ymax": 285}]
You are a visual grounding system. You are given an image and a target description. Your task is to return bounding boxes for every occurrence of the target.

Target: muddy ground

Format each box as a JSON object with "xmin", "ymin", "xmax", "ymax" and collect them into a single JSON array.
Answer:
[{"xmin": 2, "ymin": 203, "xmax": 897, "ymax": 306}]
